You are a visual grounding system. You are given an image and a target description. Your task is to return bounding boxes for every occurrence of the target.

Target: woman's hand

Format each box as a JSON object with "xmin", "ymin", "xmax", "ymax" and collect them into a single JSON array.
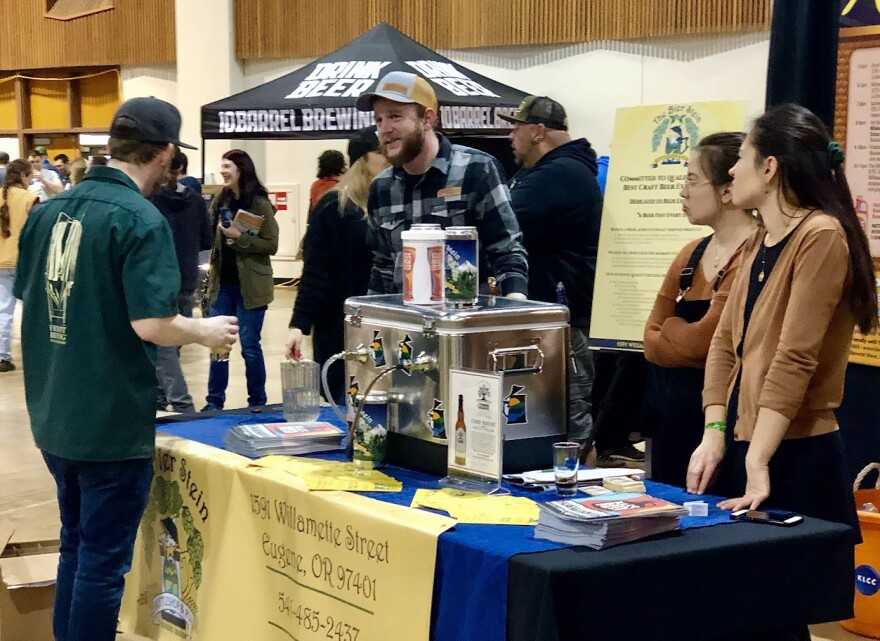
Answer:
[
  {"xmin": 219, "ymin": 223, "xmax": 242, "ymax": 240},
  {"xmin": 686, "ymin": 429, "xmax": 726, "ymax": 495},
  {"xmin": 718, "ymin": 458, "xmax": 770, "ymax": 511},
  {"xmin": 285, "ymin": 328, "xmax": 304, "ymax": 361}
]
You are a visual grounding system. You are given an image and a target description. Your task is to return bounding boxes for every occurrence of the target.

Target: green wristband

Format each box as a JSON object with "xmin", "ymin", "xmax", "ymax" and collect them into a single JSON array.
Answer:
[{"xmin": 705, "ymin": 421, "xmax": 727, "ymax": 433}]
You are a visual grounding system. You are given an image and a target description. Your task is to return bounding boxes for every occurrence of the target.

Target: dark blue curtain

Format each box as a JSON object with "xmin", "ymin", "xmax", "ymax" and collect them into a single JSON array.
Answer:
[{"xmin": 765, "ymin": 0, "xmax": 840, "ymax": 129}]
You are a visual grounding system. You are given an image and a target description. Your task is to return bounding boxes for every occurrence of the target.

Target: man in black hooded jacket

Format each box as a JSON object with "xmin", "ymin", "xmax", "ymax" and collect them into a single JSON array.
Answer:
[
  {"xmin": 151, "ymin": 149, "xmax": 213, "ymax": 411},
  {"xmin": 502, "ymin": 96, "xmax": 603, "ymax": 460}
]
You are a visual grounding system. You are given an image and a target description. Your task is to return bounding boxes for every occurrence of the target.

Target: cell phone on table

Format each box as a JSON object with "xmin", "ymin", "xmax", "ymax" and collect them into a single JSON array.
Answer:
[{"xmin": 731, "ymin": 509, "xmax": 804, "ymax": 527}]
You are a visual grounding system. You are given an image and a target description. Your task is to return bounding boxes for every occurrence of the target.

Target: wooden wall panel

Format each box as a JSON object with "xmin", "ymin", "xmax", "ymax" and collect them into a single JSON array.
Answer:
[
  {"xmin": 0, "ymin": 82, "xmax": 15, "ymax": 132},
  {"xmin": 79, "ymin": 72, "xmax": 120, "ymax": 128},
  {"xmin": 29, "ymin": 80, "xmax": 70, "ymax": 130},
  {"xmin": 0, "ymin": 0, "xmax": 175, "ymax": 71},
  {"xmin": 235, "ymin": 0, "xmax": 771, "ymax": 60}
]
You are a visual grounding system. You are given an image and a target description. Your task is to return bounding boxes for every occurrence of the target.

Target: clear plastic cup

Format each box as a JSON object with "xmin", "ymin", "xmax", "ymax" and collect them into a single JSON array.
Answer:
[{"xmin": 280, "ymin": 360, "xmax": 320, "ymax": 423}]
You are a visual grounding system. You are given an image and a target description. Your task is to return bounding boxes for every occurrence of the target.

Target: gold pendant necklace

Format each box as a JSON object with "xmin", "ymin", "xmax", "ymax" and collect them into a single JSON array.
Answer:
[{"xmin": 757, "ymin": 241, "xmax": 766, "ymax": 283}]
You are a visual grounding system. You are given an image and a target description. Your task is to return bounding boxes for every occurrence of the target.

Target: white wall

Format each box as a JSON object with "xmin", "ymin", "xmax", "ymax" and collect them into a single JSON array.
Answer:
[
  {"xmin": 121, "ymin": 31, "xmax": 770, "ymax": 279},
  {"xmin": 0, "ymin": 138, "xmax": 18, "ymax": 160}
]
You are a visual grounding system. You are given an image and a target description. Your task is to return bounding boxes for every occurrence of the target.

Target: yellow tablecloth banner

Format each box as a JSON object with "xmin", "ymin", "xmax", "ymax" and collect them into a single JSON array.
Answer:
[{"xmin": 119, "ymin": 435, "xmax": 455, "ymax": 641}]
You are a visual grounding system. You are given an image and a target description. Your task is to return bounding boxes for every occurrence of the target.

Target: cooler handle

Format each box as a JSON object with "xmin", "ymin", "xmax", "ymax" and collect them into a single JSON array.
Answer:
[{"xmin": 489, "ymin": 345, "xmax": 544, "ymax": 375}]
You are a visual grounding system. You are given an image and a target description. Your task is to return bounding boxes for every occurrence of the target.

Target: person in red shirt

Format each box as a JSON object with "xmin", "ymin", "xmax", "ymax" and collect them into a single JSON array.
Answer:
[{"xmin": 308, "ymin": 149, "xmax": 346, "ymax": 214}]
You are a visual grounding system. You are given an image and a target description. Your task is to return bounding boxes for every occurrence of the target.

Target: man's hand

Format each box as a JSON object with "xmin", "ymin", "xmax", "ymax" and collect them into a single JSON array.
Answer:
[
  {"xmin": 199, "ymin": 315, "xmax": 239, "ymax": 349},
  {"xmin": 285, "ymin": 328, "xmax": 304, "ymax": 361},
  {"xmin": 219, "ymin": 223, "xmax": 242, "ymax": 240}
]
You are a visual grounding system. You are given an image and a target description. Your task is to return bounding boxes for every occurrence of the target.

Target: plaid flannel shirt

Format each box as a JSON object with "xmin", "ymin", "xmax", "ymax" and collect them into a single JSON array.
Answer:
[{"xmin": 366, "ymin": 133, "xmax": 529, "ymax": 296}]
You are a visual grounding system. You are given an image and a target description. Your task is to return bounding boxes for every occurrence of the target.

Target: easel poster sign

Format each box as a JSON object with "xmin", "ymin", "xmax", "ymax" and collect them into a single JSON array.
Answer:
[
  {"xmin": 589, "ymin": 100, "xmax": 747, "ymax": 351},
  {"xmin": 446, "ymin": 369, "xmax": 504, "ymax": 483}
]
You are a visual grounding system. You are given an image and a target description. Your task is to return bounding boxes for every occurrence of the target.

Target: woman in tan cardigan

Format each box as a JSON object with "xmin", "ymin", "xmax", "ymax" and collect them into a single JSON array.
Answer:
[
  {"xmin": 687, "ymin": 104, "xmax": 876, "ymax": 532},
  {"xmin": 643, "ymin": 132, "xmax": 758, "ymax": 487}
]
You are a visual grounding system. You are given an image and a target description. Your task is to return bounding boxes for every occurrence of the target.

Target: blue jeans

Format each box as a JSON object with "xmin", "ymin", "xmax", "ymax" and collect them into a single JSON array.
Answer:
[
  {"xmin": 0, "ymin": 267, "xmax": 15, "ymax": 361},
  {"xmin": 206, "ymin": 283, "xmax": 267, "ymax": 408},
  {"xmin": 41, "ymin": 452, "xmax": 153, "ymax": 641}
]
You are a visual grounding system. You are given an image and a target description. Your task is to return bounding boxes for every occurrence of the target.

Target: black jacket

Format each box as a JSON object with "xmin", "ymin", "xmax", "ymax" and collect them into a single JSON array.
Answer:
[
  {"xmin": 509, "ymin": 139, "xmax": 602, "ymax": 327},
  {"xmin": 151, "ymin": 184, "xmax": 213, "ymax": 291},
  {"xmin": 290, "ymin": 190, "xmax": 372, "ymax": 340}
]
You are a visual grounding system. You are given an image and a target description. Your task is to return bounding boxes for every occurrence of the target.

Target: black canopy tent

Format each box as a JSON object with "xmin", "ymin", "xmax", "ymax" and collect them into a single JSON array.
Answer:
[{"xmin": 199, "ymin": 23, "xmax": 529, "ymax": 176}]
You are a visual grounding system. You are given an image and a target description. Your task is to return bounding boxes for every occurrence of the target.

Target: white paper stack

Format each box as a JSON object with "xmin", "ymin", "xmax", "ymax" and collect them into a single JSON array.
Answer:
[
  {"xmin": 535, "ymin": 492, "xmax": 687, "ymax": 550},
  {"xmin": 223, "ymin": 422, "xmax": 345, "ymax": 458}
]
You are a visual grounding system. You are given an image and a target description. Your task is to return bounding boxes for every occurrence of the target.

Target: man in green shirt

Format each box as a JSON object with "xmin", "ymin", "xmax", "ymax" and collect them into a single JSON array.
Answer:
[{"xmin": 14, "ymin": 97, "xmax": 238, "ymax": 641}]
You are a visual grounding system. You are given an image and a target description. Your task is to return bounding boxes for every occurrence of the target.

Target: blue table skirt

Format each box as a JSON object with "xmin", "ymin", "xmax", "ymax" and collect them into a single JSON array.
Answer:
[{"xmin": 158, "ymin": 408, "xmax": 732, "ymax": 641}]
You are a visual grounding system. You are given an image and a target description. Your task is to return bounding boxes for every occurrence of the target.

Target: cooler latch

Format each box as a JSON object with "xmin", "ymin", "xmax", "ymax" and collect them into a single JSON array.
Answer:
[
  {"xmin": 489, "ymin": 345, "xmax": 544, "ymax": 375},
  {"xmin": 422, "ymin": 319, "xmax": 436, "ymax": 338},
  {"xmin": 348, "ymin": 306, "xmax": 362, "ymax": 327}
]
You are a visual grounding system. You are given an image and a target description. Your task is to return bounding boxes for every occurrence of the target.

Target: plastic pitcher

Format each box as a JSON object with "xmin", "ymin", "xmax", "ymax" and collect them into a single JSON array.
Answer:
[{"xmin": 280, "ymin": 360, "xmax": 320, "ymax": 423}]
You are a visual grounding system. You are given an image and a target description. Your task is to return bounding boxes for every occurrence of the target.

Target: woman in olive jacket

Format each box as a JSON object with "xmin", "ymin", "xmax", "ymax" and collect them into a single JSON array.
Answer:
[{"xmin": 204, "ymin": 149, "xmax": 279, "ymax": 410}]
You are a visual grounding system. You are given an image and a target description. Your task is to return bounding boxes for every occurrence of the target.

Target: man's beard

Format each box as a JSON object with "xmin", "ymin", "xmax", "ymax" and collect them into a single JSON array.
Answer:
[{"xmin": 385, "ymin": 125, "xmax": 425, "ymax": 168}]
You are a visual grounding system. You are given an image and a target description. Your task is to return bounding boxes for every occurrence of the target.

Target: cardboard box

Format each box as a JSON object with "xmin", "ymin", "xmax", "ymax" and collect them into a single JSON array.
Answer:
[{"xmin": 0, "ymin": 520, "xmax": 59, "ymax": 641}]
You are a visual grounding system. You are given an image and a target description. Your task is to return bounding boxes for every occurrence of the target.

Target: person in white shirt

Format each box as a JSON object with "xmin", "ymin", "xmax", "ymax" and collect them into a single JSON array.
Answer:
[{"xmin": 27, "ymin": 150, "xmax": 63, "ymax": 202}]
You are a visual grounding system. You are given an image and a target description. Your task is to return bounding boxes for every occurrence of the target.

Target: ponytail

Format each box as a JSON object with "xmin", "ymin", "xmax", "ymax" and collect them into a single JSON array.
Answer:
[
  {"xmin": 0, "ymin": 184, "xmax": 10, "ymax": 239},
  {"xmin": 1, "ymin": 159, "xmax": 34, "ymax": 239},
  {"xmin": 830, "ymin": 164, "xmax": 878, "ymax": 334}
]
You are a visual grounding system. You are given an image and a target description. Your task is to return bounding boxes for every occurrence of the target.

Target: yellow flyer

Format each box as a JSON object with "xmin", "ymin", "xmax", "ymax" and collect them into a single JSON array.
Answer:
[{"xmin": 590, "ymin": 101, "xmax": 748, "ymax": 350}]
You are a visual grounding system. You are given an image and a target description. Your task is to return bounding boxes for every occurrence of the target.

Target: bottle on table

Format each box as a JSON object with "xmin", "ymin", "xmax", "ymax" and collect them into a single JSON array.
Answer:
[{"xmin": 455, "ymin": 394, "xmax": 467, "ymax": 466}]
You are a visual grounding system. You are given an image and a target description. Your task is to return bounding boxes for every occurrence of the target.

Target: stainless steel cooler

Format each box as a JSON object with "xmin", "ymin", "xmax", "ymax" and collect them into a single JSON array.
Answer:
[{"xmin": 344, "ymin": 294, "xmax": 570, "ymax": 474}]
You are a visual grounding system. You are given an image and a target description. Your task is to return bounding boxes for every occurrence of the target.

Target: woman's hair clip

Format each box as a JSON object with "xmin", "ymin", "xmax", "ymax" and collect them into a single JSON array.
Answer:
[{"xmin": 827, "ymin": 141, "xmax": 845, "ymax": 169}]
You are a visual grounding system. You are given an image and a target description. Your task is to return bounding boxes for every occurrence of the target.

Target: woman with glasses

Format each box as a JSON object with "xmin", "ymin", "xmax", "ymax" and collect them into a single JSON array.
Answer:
[{"xmin": 642, "ymin": 132, "xmax": 759, "ymax": 488}]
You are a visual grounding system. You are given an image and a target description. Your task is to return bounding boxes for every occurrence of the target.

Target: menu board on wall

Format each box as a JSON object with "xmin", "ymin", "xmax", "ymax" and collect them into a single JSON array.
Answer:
[
  {"xmin": 589, "ymin": 100, "xmax": 747, "ymax": 351},
  {"xmin": 845, "ymin": 48, "xmax": 880, "ymax": 366}
]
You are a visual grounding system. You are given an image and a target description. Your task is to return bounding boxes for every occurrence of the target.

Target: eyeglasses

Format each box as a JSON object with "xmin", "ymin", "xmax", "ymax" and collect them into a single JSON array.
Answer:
[{"xmin": 684, "ymin": 178, "xmax": 712, "ymax": 189}]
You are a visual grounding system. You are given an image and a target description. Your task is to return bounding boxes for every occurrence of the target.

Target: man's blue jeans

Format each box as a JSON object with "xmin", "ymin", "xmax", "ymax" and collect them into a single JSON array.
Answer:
[
  {"xmin": 206, "ymin": 284, "xmax": 268, "ymax": 409},
  {"xmin": 41, "ymin": 452, "xmax": 153, "ymax": 641}
]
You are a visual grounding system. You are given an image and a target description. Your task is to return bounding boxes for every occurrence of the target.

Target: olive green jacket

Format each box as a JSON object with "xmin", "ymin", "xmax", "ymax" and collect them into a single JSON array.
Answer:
[{"xmin": 207, "ymin": 193, "xmax": 279, "ymax": 309}]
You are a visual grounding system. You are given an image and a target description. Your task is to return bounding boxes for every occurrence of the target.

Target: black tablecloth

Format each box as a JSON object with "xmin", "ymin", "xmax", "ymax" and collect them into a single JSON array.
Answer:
[{"xmin": 508, "ymin": 517, "xmax": 854, "ymax": 641}]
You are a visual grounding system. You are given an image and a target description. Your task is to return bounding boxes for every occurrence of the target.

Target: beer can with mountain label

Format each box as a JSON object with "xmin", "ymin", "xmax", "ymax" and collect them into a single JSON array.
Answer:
[{"xmin": 445, "ymin": 226, "xmax": 479, "ymax": 306}]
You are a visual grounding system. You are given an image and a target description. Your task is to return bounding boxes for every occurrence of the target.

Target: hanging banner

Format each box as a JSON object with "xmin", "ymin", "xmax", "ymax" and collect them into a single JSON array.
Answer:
[
  {"xmin": 119, "ymin": 437, "xmax": 455, "ymax": 641},
  {"xmin": 589, "ymin": 100, "xmax": 748, "ymax": 350},
  {"xmin": 844, "ymin": 48, "xmax": 880, "ymax": 366}
]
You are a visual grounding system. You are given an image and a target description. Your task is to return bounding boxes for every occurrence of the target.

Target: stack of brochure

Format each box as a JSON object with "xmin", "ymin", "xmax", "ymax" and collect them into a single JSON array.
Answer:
[
  {"xmin": 535, "ymin": 493, "xmax": 687, "ymax": 549},
  {"xmin": 224, "ymin": 422, "xmax": 345, "ymax": 458}
]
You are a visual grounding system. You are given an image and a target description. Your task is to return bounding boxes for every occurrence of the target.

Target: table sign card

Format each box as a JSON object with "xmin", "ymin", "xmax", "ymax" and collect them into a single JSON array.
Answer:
[{"xmin": 440, "ymin": 369, "xmax": 509, "ymax": 496}]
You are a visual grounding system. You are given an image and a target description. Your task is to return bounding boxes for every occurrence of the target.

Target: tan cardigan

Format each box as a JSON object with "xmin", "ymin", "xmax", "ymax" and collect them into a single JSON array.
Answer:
[
  {"xmin": 0, "ymin": 186, "xmax": 38, "ymax": 269},
  {"xmin": 702, "ymin": 212, "xmax": 856, "ymax": 441}
]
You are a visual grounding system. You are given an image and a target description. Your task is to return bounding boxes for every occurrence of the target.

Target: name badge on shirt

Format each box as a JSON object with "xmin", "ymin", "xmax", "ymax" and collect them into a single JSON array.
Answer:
[{"xmin": 438, "ymin": 186, "xmax": 462, "ymax": 198}]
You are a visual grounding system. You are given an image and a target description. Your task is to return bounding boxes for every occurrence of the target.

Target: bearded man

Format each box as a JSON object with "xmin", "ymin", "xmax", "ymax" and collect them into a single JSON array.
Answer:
[{"xmin": 356, "ymin": 71, "xmax": 528, "ymax": 299}]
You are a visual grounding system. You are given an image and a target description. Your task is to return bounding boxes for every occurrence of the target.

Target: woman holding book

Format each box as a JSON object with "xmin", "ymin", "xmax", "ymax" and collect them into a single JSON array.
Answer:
[
  {"xmin": 204, "ymin": 149, "xmax": 279, "ymax": 410},
  {"xmin": 687, "ymin": 104, "xmax": 873, "ymax": 538},
  {"xmin": 643, "ymin": 132, "xmax": 759, "ymax": 488}
]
